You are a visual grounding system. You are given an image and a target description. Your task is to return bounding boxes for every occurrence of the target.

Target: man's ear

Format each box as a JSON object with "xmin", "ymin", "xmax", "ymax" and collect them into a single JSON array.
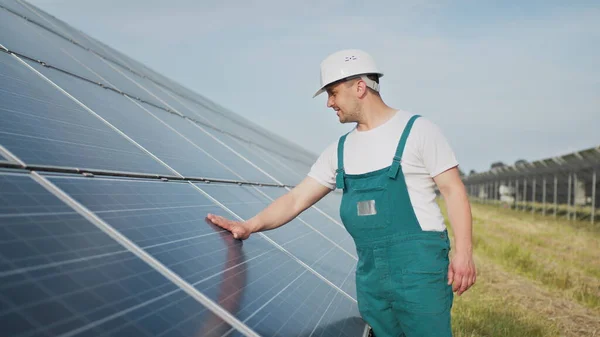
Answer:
[{"xmin": 356, "ymin": 79, "xmax": 368, "ymax": 98}]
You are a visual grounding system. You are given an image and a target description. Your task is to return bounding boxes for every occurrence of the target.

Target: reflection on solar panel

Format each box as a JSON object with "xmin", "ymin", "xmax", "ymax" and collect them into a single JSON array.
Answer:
[{"xmin": 0, "ymin": 1, "xmax": 364, "ymax": 336}]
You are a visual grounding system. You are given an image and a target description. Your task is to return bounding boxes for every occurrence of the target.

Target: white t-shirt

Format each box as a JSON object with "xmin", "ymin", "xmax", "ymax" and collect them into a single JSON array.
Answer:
[{"xmin": 308, "ymin": 110, "xmax": 459, "ymax": 231}]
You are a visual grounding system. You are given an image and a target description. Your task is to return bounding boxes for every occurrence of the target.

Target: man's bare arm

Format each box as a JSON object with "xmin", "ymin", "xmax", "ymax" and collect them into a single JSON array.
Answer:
[
  {"xmin": 434, "ymin": 166, "xmax": 473, "ymax": 255},
  {"xmin": 206, "ymin": 177, "xmax": 332, "ymax": 239},
  {"xmin": 434, "ymin": 166, "xmax": 476, "ymax": 296}
]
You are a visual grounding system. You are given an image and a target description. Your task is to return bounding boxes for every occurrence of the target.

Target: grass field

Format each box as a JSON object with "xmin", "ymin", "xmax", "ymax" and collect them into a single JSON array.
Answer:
[{"xmin": 441, "ymin": 199, "xmax": 600, "ymax": 337}]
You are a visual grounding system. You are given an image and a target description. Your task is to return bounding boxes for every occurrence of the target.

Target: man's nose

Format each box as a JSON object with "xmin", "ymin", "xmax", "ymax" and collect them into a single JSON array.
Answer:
[{"xmin": 327, "ymin": 96, "xmax": 334, "ymax": 108}]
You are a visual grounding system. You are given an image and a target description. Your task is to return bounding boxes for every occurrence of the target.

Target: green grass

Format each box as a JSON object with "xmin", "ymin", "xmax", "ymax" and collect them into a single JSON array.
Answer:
[
  {"xmin": 452, "ymin": 282, "xmax": 560, "ymax": 337},
  {"xmin": 440, "ymin": 199, "xmax": 600, "ymax": 337}
]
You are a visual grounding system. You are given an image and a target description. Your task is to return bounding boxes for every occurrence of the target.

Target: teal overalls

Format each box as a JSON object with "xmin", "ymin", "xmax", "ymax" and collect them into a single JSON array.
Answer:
[{"xmin": 336, "ymin": 115, "xmax": 454, "ymax": 337}]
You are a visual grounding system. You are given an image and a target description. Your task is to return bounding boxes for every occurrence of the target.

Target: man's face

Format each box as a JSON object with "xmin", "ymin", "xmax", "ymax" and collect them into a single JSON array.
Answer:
[{"xmin": 325, "ymin": 79, "xmax": 360, "ymax": 124}]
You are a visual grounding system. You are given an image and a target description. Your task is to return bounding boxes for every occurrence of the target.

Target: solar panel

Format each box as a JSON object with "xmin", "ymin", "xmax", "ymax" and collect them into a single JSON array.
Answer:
[
  {"xmin": 0, "ymin": 172, "xmax": 249, "ymax": 337},
  {"xmin": 48, "ymin": 176, "xmax": 363, "ymax": 336},
  {"xmin": 2, "ymin": 1, "xmax": 318, "ymax": 168},
  {"xmin": 0, "ymin": 1, "xmax": 366, "ymax": 335},
  {"xmin": 0, "ymin": 51, "xmax": 173, "ymax": 175},
  {"xmin": 0, "ymin": 9, "xmax": 167, "ymax": 107},
  {"xmin": 210, "ymin": 133, "xmax": 303, "ymax": 186},
  {"xmin": 23, "ymin": 60, "xmax": 255, "ymax": 181}
]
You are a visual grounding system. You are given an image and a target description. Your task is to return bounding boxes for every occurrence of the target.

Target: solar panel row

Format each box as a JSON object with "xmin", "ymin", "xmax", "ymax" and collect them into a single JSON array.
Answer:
[
  {"xmin": 0, "ymin": 0, "xmax": 317, "ymax": 168},
  {"xmin": 0, "ymin": 1, "xmax": 364, "ymax": 336}
]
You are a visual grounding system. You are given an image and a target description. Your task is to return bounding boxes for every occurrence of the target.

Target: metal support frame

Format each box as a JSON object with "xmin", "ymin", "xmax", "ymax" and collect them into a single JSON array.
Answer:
[
  {"xmin": 0, "ymin": 162, "xmax": 289, "ymax": 188},
  {"xmin": 567, "ymin": 173, "xmax": 572, "ymax": 221},
  {"xmin": 569, "ymin": 173, "xmax": 577, "ymax": 220},
  {"xmin": 523, "ymin": 178, "xmax": 527, "ymax": 212},
  {"xmin": 542, "ymin": 177, "xmax": 547, "ymax": 216},
  {"xmin": 554, "ymin": 175, "xmax": 558, "ymax": 218},
  {"xmin": 532, "ymin": 177, "xmax": 536, "ymax": 215},
  {"xmin": 495, "ymin": 180, "xmax": 499, "ymax": 205},
  {"xmin": 592, "ymin": 170, "xmax": 596, "ymax": 225},
  {"xmin": 516, "ymin": 179, "xmax": 520, "ymax": 211}
]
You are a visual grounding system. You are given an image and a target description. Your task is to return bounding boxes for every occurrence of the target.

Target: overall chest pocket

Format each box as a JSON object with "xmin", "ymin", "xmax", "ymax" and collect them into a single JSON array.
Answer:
[{"xmin": 340, "ymin": 180, "xmax": 392, "ymax": 230}]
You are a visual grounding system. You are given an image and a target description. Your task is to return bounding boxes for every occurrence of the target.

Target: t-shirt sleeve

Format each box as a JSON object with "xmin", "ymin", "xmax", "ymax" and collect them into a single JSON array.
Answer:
[
  {"xmin": 307, "ymin": 141, "xmax": 337, "ymax": 190},
  {"xmin": 416, "ymin": 118, "xmax": 459, "ymax": 177}
]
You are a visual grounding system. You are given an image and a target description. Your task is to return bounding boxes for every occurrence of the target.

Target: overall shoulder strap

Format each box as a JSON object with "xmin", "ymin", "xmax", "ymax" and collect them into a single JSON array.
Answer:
[
  {"xmin": 335, "ymin": 132, "xmax": 350, "ymax": 189},
  {"xmin": 388, "ymin": 114, "xmax": 421, "ymax": 179}
]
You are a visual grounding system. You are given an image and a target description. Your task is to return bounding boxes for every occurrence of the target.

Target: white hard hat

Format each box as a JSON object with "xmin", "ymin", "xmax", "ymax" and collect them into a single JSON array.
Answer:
[{"xmin": 313, "ymin": 49, "xmax": 384, "ymax": 98}]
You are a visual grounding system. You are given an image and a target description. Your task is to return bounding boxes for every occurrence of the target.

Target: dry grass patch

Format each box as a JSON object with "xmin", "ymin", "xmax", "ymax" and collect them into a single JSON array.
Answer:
[{"xmin": 438, "ymin": 199, "xmax": 600, "ymax": 336}]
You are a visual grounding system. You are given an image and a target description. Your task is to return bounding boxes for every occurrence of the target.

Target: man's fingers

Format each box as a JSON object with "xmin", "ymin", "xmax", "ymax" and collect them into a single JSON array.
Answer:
[
  {"xmin": 447, "ymin": 266, "xmax": 454, "ymax": 285},
  {"xmin": 458, "ymin": 274, "xmax": 470, "ymax": 295},
  {"xmin": 452, "ymin": 273, "xmax": 463, "ymax": 292},
  {"xmin": 456, "ymin": 271, "xmax": 476, "ymax": 296},
  {"xmin": 207, "ymin": 214, "xmax": 234, "ymax": 231}
]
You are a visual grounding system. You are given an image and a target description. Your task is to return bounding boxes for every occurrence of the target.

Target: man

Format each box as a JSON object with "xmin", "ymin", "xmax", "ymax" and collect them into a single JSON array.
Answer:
[{"xmin": 207, "ymin": 49, "xmax": 476, "ymax": 337}]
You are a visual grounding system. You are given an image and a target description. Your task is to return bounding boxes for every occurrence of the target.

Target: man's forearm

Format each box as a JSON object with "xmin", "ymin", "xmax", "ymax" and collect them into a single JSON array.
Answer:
[
  {"xmin": 444, "ymin": 185, "xmax": 473, "ymax": 254},
  {"xmin": 246, "ymin": 192, "xmax": 304, "ymax": 233}
]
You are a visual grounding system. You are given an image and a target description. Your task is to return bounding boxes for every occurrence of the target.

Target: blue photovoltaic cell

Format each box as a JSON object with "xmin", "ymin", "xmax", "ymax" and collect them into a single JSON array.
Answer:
[
  {"xmin": 127, "ymin": 81, "xmax": 296, "ymax": 185},
  {"xmin": 141, "ymin": 102, "xmax": 275, "ymax": 184},
  {"xmin": 269, "ymin": 150, "xmax": 313, "ymax": 178},
  {"xmin": 66, "ymin": 32, "xmax": 192, "ymax": 99},
  {"xmin": 212, "ymin": 132, "xmax": 303, "ymax": 186},
  {"xmin": 0, "ymin": 173, "xmax": 242, "ymax": 337},
  {"xmin": 250, "ymin": 146, "xmax": 311, "ymax": 185},
  {"xmin": 49, "ymin": 176, "xmax": 364, "ymax": 336},
  {"xmin": 0, "ymin": 9, "xmax": 164, "ymax": 107},
  {"xmin": 196, "ymin": 183, "xmax": 359, "ymax": 300},
  {"xmin": 0, "ymin": 51, "xmax": 172, "ymax": 175},
  {"xmin": 2, "ymin": 1, "xmax": 101, "ymax": 53},
  {"xmin": 22, "ymin": 59, "xmax": 245, "ymax": 181},
  {"xmin": 171, "ymin": 94, "xmax": 315, "ymax": 172}
]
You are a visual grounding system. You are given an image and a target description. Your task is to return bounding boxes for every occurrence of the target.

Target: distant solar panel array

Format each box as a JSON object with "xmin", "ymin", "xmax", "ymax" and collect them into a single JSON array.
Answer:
[
  {"xmin": 463, "ymin": 145, "xmax": 600, "ymax": 223},
  {"xmin": 0, "ymin": 1, "xmax": 365, "ymax": 336}
]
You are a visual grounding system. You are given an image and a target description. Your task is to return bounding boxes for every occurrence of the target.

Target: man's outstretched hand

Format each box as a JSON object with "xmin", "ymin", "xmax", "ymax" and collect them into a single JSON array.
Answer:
[{"xmin": 206, "ymin": 213, "xmax": 253, "ymax": 240}]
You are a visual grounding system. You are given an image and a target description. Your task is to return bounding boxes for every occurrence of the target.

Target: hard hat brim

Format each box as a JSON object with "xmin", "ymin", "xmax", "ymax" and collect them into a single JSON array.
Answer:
[
  {"xmin": 312, "ymin": 73, "xmax": 384, "ymax": 98},
  {"xmin": 313, "ymin": 88, "xmax": 325, "ymax": 98}
]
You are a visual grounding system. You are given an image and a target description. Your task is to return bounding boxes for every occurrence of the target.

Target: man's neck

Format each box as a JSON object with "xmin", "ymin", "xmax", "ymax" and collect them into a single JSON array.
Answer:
[{"xmin": 355, "ymin": 102, "xmax": 397, "ymax": 132}]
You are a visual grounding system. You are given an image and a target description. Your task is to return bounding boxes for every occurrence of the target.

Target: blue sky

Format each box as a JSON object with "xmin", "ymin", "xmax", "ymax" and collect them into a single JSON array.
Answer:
[{"xmin": 26, "ymin": 0, "xmax": 600, "ymax": 173}]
